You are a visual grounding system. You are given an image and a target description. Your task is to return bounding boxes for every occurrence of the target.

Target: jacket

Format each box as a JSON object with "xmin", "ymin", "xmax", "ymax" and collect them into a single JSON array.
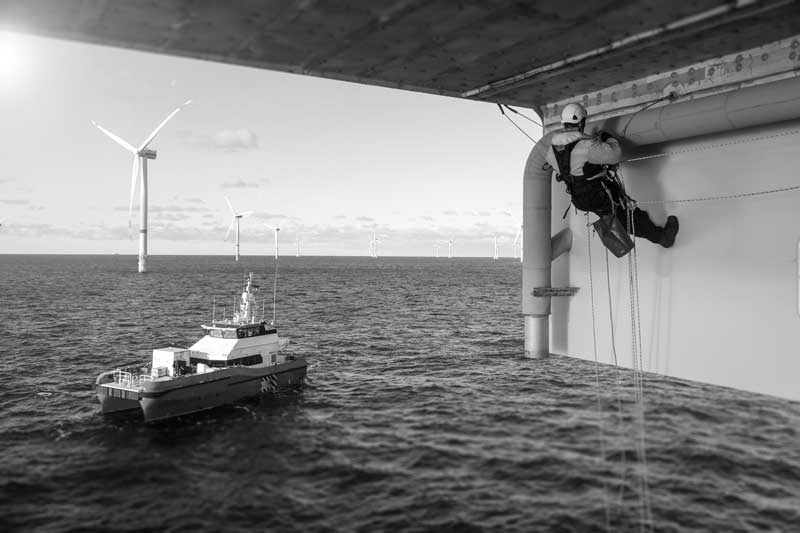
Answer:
[{"xmin": 545, "ymin": 129, "xmax": 622, "ymax": 177}]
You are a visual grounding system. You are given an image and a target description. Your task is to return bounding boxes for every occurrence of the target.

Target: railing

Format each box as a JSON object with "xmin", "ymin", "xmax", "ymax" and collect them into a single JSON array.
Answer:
[{"xmin": 111, "ymin": 368, "xmax": 153, "ymax": 389}]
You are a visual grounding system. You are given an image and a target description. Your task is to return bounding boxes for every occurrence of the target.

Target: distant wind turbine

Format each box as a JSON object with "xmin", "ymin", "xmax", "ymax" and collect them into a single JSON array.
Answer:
[
  {"xmin": 433, "ymin": 243, "xmax": 439, "ymax": 258},
  {"xmin": 448, "ymin": 238, "xmax": 454, "ymax": 259},
  {"xmin": 369, "ymin": 230, "xmax": 385, "ymax": 258},
  {"xmin": 513, "ymin": 225, "xmax": 523, "ymax": 263},
  {"xmin": 224, "ymin": 197, "xmax": 254, "ymax": 262},
  {"xmin": 295, "ymin": 233, "xmax": 301, "ymax": 257},
  {"xmin": 92, "ymin": 100, "xmax": 191, "ymax": 273},
  {"xmin": 493, "ymin": 235, "xmax": 499, "ymax": 260},
  {"xmin": 265, "ymin": 222, "xmax": 282, "ymax": 259}
]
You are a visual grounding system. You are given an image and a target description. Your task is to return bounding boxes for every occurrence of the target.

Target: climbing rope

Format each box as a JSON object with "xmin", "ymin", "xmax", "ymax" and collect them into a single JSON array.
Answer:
[
  {"xmin": 587, "ymin": 207, "xmax": 654, "ymax": 531},
  {"xmin": 587, "ymin": 221, "xmax": 612, "ymax": 532},
  {"xmin": 626, "ymin": 210, "xmax": 654, "ymax": 532}
]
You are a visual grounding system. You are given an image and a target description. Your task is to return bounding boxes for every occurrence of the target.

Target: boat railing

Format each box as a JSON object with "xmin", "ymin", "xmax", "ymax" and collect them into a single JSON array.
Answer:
[{"xmin": 112, "ymin": 369, "xmax": 153, "ymax": 389}]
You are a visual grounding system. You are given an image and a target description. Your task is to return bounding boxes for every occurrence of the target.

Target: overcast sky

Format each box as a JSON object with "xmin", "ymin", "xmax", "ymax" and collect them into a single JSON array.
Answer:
[{"xmin": 0, "ymin": 30, "xmax": 540, "ymax": 257}]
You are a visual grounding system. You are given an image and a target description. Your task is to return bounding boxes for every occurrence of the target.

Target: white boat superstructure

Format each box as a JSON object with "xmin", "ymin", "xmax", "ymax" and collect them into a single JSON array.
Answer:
[{"xmin": 96, "ymin": 273, "xmax": 307, "ymax": 421}]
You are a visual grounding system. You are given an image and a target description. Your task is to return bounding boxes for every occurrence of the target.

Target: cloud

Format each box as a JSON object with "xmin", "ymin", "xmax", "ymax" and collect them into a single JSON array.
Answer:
[
  {"xmin": 182, "ymin": 128, "xmax": 259, "ymax": 151},
  {"xmin": 213, "ymin": 129, "xmax": 258, "ymax": 150},
  {"xmin": 221, "ymin": 179, "xmax": 259, "ymax": 189},
  {"xmin": 1, "ymin": 198, "xmax": 29, "ymax": 205},
  {"xmin": 355, "ymin": 216, "xmax": 375, "ymax": 222}
]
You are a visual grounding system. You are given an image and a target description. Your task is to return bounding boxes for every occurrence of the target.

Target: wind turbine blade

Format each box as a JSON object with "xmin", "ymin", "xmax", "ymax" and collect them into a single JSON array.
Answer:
[
  {"xmin": 225, "ymin": 196, "xmax": 238, "ymax": 216},
  {"xmin": 92, "ymin": 121, "xmax": 137, "ymax": 153},
  {"xmin": 138, "ymin": 100, "xmax": 192, "ymax": 151},
  {"xmin": 239, "ymin": 210, "xmax": 255, "ymax": 217},
  {"xmin": 224, "ymin": 218, "xmax": 235, "ymax": 241},
  {"xmin": 128, "ymin": 155, "xmax": 140, "ymax": 238}
]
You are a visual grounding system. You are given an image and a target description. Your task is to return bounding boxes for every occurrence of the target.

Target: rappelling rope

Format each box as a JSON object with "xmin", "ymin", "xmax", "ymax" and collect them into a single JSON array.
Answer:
[
  {"xmin": 587, "ymin": 220, "xmax": 612, "ymax": 532},
  {"xmin": 626, "ymin": 207, "xmax": 654, "ymax": 532},
  {"xmin": 601, "ymin": 244, "xmax": 633, "ymax": 512}
]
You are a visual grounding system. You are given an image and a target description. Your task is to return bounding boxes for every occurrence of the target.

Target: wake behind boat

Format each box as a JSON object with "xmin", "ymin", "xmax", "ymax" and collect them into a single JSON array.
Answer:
[{"xmin": 95, "ymin": 273, "xmax": 306, "ymax": 422}]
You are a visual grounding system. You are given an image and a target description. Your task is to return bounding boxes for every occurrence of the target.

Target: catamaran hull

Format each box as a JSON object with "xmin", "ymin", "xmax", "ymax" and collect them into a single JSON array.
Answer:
[
  {"xmin": 140, "ymin": 359, "xmax": 307, "ymax": 422},
  {"xmin": 96, "ymin": 370, "xmax": 141, "ymax": 414},
  {"xmin": 96, "ymin": 359, "xmax": 307, "ymax": 421}
]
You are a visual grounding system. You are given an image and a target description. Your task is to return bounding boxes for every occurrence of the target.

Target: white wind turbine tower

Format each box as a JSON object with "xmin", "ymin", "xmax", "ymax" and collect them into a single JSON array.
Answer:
[
  {"xmin": 224, "ymin": 197, "xmax": 254, "ymax": 262},
  {"xmin": 433, "ymin": 243, "xmax": 439, "ymax": 258},
  {"xmin": 92, "ymin": 100, "xmax": 191, "ymax": 273},
  {"xmin": 295, "ymin": 233, "xmax": 302, "ymax": 257},
  {"xmin": 266, "ymin": 222, "xmax": 282, "ymax": 259},
  {"xmin": 513, "ymin": 225, "xmax": 523, "ymax": 262},
  {"xmin": 370, "ymin": 230, "xmax": 383, "ymax": 258},
  {"xmin": 493, "ymin": 235, "xmax": 499, "ymax": 260},
  {"xmin": 448, "ymin": 238, "xmax": 454, "ymax": 259}
]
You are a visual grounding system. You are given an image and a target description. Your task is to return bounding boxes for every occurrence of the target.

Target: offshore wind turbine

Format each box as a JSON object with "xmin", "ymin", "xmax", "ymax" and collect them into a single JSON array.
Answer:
[
  {"xmin": 369, "ymin": 230, "xmax": 382, "ymax": 258},
  {"xmin": 513, "ymin": 225, "xmax": 523, "ymax": 262},
  {"xmin": 433, "ymin": 243, "xmax": 439, "ymax": 258},
  {"xmin": 224, "ymin": 197, "xmax": 254, "ymax": 262},
  {"xmin": 493, "ymin": 235, "xmax": 499, "ymax": 260},
  {"xmin": 295, "ymin": 234, "xmax": 301, "ymax": 257},
  {"xmin": 265, "ymin": 222, "xmax": 282, "ymax": 259},
  {"xmin": 448, "ymin": 238, "xmax": 453, "ymax": 259},
  {"xmin": 92, "ymin": 100, "xmax": 192, "ymax": 273}
]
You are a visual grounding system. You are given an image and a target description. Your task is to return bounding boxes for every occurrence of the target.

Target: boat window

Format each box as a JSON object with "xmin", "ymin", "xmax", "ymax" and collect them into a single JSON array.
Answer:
[
  {"xmin": 236, "ymin": 326, "xmax": 264, "ymax": 338},
  {"xmin": 208, "ymin": 329, "xmax": 223, "ymax": 338},
  {"xmin": 190, "ymin": 354, "xmax": 263, "ymax": 368},
  {"xmin": 222, "ymin": 329, "xmax": 238, "ymax": 339},
  {"xmin": 229, "ymin": 354, "xmax": 263, "ymax": 366}
]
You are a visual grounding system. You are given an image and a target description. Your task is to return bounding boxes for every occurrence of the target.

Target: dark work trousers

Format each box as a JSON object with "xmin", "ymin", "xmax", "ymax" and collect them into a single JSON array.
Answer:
[
  {"xmin": 614, "ymin": 207, "xmax": 664, "ymax": 244},
  {"xmin": 570, "ymin": 179, "xmax": 664, "ymax": 244}
]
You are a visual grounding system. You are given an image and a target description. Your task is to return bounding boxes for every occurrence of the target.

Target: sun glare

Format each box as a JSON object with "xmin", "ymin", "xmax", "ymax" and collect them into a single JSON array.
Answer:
[{"xmin": 0, "ymin": 31, "xmax": 27, "ymax": 89}]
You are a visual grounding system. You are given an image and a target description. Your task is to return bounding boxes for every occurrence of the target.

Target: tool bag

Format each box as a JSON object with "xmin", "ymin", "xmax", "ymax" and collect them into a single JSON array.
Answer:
[{"xmin": 593, "ymin": 212, "xmax": 634, "ymax": 258}]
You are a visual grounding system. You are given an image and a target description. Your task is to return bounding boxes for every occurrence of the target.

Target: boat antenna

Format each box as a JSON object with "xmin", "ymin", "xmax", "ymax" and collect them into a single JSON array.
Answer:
[{"xmin": 212, "ymin": 297, "xmax": 216, "ymax": 325}]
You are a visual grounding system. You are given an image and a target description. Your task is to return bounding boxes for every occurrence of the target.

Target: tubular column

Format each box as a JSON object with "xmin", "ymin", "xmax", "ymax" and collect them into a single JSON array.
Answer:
[
  {"xmin": 235, "ymin": 219, "xmax": 240, "ymax": 262},
  {"xmin": 139, "ymin": 158, "xmax": 148, "ymax": 273},
  {"xmin": 522, "ymin": 133, "xmax": 554, "ymax": 357}
]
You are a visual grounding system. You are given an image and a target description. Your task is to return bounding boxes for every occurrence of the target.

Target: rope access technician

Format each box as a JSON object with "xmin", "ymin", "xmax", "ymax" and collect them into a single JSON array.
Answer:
[{"xmin": 547, "ymin": 102, "xmax": 680, "ymax": 249}]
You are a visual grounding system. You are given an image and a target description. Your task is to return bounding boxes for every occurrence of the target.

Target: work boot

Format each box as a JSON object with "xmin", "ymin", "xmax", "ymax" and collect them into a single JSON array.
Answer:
[{"xmin": 660, "ymin": 216, "xmax": 679, "ymax": 248}]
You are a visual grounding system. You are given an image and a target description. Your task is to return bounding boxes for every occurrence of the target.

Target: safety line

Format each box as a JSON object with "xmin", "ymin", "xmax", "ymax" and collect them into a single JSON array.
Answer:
[
  {"xmin": 497, "ymin": 104, "xmax": 539, "ymax": 143},
  {"xmin": 501, "ymin": 104, "xmax": 543, "ymax": 127},
  {"xmin": 624, "ymin": 127, "xmax": 800, "ymax": 163},
  {"xmin": 637, "ymin": 184, "xmax": 800, "ymax": 205}
]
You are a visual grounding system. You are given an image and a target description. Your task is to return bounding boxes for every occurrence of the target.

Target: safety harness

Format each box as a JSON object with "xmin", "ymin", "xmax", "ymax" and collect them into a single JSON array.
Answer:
[{"xmin": 552, "ymin": 139, "xmax": 635, "ymax": 257}]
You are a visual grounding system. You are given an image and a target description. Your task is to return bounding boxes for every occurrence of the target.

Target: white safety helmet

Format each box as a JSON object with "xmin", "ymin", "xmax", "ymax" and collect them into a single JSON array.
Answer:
[{"xmin": 561, "ymin": 102, "xmax": 588, "ymax": 125}]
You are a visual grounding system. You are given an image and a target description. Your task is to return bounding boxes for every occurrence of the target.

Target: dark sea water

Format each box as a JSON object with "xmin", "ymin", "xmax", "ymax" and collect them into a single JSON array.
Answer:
[{"xmin": 0, "ymin": 255, "xmax": 798, "ymax": 532}]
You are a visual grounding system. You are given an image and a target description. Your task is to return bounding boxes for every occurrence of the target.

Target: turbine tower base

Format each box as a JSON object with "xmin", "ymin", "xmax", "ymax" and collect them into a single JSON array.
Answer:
[{"xmin": 523, "ymin": 315, "xmax": 549, "ymax": 358}]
